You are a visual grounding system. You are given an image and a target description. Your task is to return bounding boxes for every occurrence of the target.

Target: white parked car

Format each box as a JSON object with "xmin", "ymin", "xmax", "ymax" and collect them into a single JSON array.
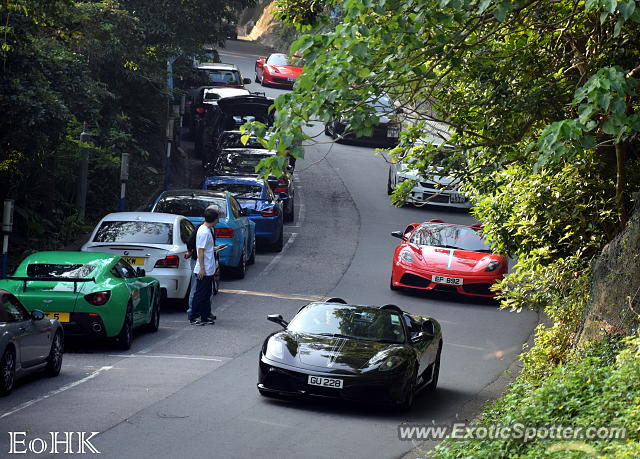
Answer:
[
  {"xmin": 387, "ymin": 137, "xmax": 472, "ymax": 208},
  {"xmin": 81, "ymin": 212, "xmax": 195, "ymax": 303}
]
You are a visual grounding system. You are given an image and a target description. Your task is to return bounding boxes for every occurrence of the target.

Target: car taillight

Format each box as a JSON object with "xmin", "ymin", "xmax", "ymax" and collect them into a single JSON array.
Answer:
[
  {"xmin": 261, "ymin": 206, "xmax": 278, "ymax": 217},
  {"xmin": 195, "ymin": 107, "xmax": 206, "ymax": 114},
  {"xmin": 273, "ymin": 177, "xmax": 288, "ymax": 193},
  {"xmin": 154, "ymin": 255, "xmax": 180, "ymax": 268},
  {"xmin": 215, "ymin": 228, "xmax": 234, "ymax": 238},
  {"xmin": 85, "ymin": 291, "xmax": 111, "ymax": 306}
]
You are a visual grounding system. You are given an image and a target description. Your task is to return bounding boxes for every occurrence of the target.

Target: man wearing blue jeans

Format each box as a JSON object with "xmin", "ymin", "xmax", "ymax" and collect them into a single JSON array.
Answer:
[{"xmin": 190, "ymin": 206, "xmax": 218, "ymax": 325}]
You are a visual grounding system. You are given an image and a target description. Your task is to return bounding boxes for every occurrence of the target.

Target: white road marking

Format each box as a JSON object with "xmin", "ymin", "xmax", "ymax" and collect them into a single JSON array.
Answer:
[
  {"xmin": 244, "ymin": 417, "xmax": 293, "ymax": 428},
  {"xmin": 260, "ymin": 233, "xmax": 298, "ymax": 277},
  {"xmin": 0, "ymin": 366, "xmax": 113, "ymax": 419},
  {"xmin": 110, "ymin": 354, "xmax": 226, "ymax": 362},
  {"xmin": 218, "ymin": 289, "xmax": 323, "ymax": 302}
]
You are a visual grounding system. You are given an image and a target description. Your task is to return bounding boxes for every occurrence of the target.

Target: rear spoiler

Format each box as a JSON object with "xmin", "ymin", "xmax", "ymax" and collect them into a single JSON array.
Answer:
[{"xmin": 7, "ymin": 277, "xmax": 96, "ymax": 293}]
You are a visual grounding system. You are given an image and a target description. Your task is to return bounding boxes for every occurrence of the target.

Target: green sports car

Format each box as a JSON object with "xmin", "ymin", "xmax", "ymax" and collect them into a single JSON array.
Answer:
[{"xmin": 0, "ymin": 251, "xmax": 161, "ymax": 350}]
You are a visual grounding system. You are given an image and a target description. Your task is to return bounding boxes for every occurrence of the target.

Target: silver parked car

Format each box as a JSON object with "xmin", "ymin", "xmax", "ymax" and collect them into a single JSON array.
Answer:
[
  {"xmin": 387, "ymin": 136, "xmax": 472, "ymax": 208},
  {"xmin": 0, "ymin": 289, "xmax": 64, "ymax": 395}
]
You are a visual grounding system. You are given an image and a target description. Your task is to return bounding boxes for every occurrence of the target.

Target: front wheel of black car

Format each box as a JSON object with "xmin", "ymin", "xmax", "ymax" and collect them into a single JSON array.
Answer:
[
  {"xmin": 426, "ymin": 343, "xmax": 442, "ymax": 392},
  {"xmin": 115, "ymin": 304, "xmax": 134, "ymax": 350},
  {"xmin": 387, "ymin": 175, "xmax": 393, "ymax": 195},
  {"xmin": 45, "ymin": 330, "xmax": 64, "ymax": 377},
  {"xmin": 400, "ymin": 371, "xmax": 417, "ymax": 411},
  {"xmin": 324, "ymin": 123, "xmax": 331, "ymax": 136},
  {"xmin": 0, "ymin": 348, "xmax": 16, "ymax": 396}
]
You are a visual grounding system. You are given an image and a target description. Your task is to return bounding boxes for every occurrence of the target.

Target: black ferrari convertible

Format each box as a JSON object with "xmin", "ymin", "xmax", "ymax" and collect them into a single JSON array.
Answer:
[{"xmin": 257, "ymin": 299, "xmax": 442, "ymax": 409}]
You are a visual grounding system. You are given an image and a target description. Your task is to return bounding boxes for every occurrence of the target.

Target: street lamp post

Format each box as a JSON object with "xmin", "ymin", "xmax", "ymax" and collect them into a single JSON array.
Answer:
[
  {"xmin": 1, "ymin": 199, "xmax": 14, "ymax": 278},
  {"xmin": 76, "ymin": 125, "xmax": 91, "ymax": 219},
  {"xmin": 118, "ymin": 152, "xmax": 130, "ymax": 211}
]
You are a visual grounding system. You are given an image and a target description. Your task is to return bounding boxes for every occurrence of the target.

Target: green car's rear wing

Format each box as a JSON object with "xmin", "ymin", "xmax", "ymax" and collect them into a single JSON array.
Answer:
[{"xmin": 7, "ymin": 277, "xmax": 97, "ymax": 293}]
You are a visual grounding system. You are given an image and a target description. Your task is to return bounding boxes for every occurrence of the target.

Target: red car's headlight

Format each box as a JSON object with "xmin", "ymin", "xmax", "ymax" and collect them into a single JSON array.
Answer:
[
  {"xmin": 399, "ymin": 249, "xmax": 414, "ymax": 264},
  {"xmin": 485, "ymin": 261, "xmax": 502, "ymax": 272}
]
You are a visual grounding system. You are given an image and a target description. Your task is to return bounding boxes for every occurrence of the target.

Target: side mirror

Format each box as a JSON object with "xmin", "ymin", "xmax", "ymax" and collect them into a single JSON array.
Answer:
[
  {"xmin": 240, "ymin": 207, "xmax": 249, "ymax": 216},
  {"xmin": 410, "ymin": 332, "xmax": 427, "ymax": 344},
  {"xmin": 391, "ymin": 231, "xmax": 406, "ymax": 240},
  {"xmin": 257, "ymin": 57, "xmax": 265, "ymax": 66},
  {"xmin": 243, "ymin": 78, "xmax": 251, "ymax": 84},
  {"xmin": 136, "ymin": 267, "xmax": 146, "ymax": 277},
  {"xmin": 31, "ymin": 310, "xmax": 45, "ymax": 321},
  {"xmin": 422, "ymin": 319, "xmax": 436, "ymax": 337},
  {"xmin": 267, "ymin": 314, "xmax": 288, "ymax": 328}
]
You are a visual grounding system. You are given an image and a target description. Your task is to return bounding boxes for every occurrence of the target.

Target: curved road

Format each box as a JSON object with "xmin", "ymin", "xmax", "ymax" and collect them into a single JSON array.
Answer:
[{"xmin": 0, "ymin": 40, "xmax": 538, "ymax": 458}]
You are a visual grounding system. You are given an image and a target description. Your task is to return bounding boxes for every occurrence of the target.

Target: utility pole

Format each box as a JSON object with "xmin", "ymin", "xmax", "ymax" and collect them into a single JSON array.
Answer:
[
  {"xmin": 118, "ymin": 152, "xmax": 130, "ymax": 211},
  {"xmin": 76, "ymin": 124, "xmax": 91, "ymax": 218},
  {"xmin": 1, "ymin": 199, "xmax": 14, "ymax": 278},
  {"xmin": 164, "ymin": 117, "xmax": 174, "ymax": 190}
]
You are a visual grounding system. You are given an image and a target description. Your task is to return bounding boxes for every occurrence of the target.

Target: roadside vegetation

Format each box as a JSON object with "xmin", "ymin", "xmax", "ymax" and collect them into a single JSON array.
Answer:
[
  {"xmin": 0, "ymin": 0, "xmax": 251, "ymax": 261},
  {"xmin": 249, "ymin": 0, "xmax": 640, "ymax": 455}
]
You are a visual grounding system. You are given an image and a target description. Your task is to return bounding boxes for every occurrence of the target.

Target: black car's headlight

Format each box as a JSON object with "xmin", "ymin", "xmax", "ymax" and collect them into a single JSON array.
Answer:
[
  {"xmin": 266, "ymin": 340, "xmax": 284, "ymax": 360},
  {"xmin": 399, "ymin": 249, "xmax": 414, "ymax": 264},
  {"xmin": 379, "ymin": 355, "xmax": 405, "ymax": 372},
  {"xmin": 485, "ymin": 261, "xmax": 502, "ymax": 272}
]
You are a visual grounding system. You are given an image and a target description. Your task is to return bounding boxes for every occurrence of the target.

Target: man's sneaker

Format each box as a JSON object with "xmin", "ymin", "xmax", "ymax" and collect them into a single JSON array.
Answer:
[
  {"xmin": 204, "ymin": 314, "xmax": 216, "ymax": 324},
  {"xmin": 189, "ymin": 316, "xmax": 202, "ymax": 325}
]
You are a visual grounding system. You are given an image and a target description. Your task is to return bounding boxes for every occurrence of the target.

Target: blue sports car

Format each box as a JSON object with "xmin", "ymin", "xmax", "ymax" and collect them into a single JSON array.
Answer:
[
  {"xmin": 150, "ymin": 190, "xmax": 256, "ymax": 278},
  {"xmin": 203, "ymin": 176, "xmax": 284, "ymax": 252}
]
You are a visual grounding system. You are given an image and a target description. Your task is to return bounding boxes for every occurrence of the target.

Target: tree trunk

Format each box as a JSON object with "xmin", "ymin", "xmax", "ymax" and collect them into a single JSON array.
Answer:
[{"xmin": 615, "ymin": 142, "xmax": 628, "ymax": 230}]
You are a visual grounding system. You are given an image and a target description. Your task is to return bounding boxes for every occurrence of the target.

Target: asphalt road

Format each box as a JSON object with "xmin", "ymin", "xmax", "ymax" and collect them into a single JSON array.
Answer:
[{"xmin": 0, "ymin": 39, "xmax": 538, "ymax": 458}]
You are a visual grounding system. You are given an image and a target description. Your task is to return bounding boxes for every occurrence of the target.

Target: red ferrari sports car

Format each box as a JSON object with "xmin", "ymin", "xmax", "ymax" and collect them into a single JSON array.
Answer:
[
  {"xmin": 390, "ymin": 219, "xmax": 507, "ymax": 298},
  {"xmin": 255, "ymin": 53, "xmax": 304, "ymax": 88}
]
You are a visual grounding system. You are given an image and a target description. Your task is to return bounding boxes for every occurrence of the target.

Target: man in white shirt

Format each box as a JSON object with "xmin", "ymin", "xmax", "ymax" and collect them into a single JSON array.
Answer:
[{"xmin": 190, "ymin": 206, "xmax": 219, "ymax": 325}]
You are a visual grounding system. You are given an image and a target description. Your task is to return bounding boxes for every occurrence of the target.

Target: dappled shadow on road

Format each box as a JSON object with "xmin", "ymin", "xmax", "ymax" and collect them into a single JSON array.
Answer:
[{"xmin": 257, "ymin": 386, "xmax": 470, "ymax": 422}]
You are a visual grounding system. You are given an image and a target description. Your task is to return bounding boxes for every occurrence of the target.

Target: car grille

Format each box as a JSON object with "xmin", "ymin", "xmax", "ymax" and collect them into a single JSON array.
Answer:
[
  {"xmin": 264, "ymin": 369, "xmax": 302, "ymax": 392},
  {"xmin": 433, "ymin": 284, "xmax": 458, "ymax": 293},
  {"xmin": 463, "ymin": 283, "xmax": 495, "ymax": 295},
  {"xmin": 419, "ymin": 192, "xmax": 451, "ymax": 203},
  {"xmin": 400, "ymin": 273, "xmax": 431, "ymax": 288}
]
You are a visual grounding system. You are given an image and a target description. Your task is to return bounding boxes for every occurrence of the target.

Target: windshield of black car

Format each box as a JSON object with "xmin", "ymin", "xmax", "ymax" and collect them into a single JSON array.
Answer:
[
  {"xmin": 215, "ymin": 152, "xmax": 272, "ymax": 175},
  {"xmin": 199, "ymin": 69, "xmax": 241, "ymax": 85},
  {"xmin": 93, "ymin": 221, "xmax": 174, "ymax": 244},
  {"xmin": 409, "ymin": 224, "xmax": 491, "ymax": 252},
  {"xmin": 206, "ymin": 183, "xmax": 263, "ymax": 198},
  {"xmin": 219, "ymin": 133, "xmax": 265, "ymax": 149},
  {"xmin": 287, "ymin": 304, "xmax": 406, "ymax": 344},
  {"xmin": 153, "ymin": 196, "xmax": 227, "ymax": 218},
  {"xmin": 266, "ymin": 54, "xmax": 303, "ymax": 67},
  {"xmin": 26, "ymin": 264, "xmax": 96, "ymax": 278}
]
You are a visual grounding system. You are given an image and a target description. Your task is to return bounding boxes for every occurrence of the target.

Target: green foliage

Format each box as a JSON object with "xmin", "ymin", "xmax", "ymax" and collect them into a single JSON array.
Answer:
[
  {"xmin": 432, "ymin": 335, "xmax": 640, "ymax": 458},
  {"xmin": 0, "ymin": 0, "xmax": 251, "ymax": 263}
]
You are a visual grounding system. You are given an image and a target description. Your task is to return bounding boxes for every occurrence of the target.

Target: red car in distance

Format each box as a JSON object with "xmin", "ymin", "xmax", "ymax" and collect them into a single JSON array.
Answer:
[
  {"xmin": 255, "ymin": 53, "xmax": 304, "ymax": 88},
  {"xmin": 390, "ymin": 219, "xmax": 507, "ymax": 298}
]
